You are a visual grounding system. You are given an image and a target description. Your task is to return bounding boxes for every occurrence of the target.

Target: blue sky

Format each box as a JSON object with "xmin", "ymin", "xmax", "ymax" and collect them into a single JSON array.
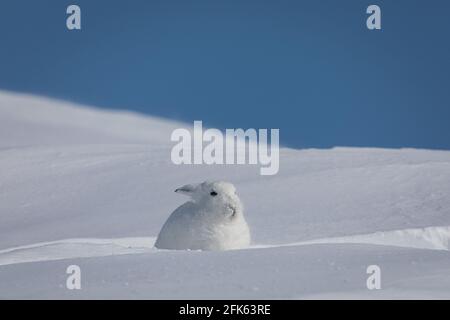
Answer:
[{"xmin": 0, "ymin": 0, "xmax": 449, "ymax": 149}]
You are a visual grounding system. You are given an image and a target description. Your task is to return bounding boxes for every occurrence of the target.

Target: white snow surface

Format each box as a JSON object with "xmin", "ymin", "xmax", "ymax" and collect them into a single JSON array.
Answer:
[{"xmin": 0, "ymin": 90, "xmax": 450, "ymax": 299}]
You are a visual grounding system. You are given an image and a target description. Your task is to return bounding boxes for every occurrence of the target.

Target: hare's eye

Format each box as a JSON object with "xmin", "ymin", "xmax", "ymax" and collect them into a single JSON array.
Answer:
[{"xmin": 210, "ymin": 191, "xmax": 218, "ymax": 196}]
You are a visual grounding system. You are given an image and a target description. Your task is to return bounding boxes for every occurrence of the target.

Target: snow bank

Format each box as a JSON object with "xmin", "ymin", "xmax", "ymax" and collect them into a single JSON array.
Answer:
[{"xmin": 1, "ymin": 90, "xmax": 450, "ymax": 299}]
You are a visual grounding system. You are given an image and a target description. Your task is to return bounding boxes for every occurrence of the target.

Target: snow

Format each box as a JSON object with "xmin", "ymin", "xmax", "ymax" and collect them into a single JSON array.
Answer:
[
  {"xmin": 0, "ymin": 237, "xmax": 155, "ymax": 267},
  {"xmin": 0, "ymin": 90, "xmax": 449, "ymax": 299}
]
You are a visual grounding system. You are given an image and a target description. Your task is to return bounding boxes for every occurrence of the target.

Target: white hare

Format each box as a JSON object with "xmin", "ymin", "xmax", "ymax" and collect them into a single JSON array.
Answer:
[{"xmin": 155, "ymin": 181, "xmax": 250, "ymax": 251}]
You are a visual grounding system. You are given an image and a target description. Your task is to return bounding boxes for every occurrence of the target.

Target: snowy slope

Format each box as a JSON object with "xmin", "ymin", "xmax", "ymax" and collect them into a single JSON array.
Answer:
[{"xmin": 0, "ymin": 90, "xmax": 449, "ymax": 299}]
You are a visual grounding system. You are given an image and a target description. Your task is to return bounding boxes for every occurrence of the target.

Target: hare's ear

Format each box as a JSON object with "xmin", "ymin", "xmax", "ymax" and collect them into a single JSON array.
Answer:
[{"xmin": 174, "ymin": 184, "xmax": 197, "ymax": 195}]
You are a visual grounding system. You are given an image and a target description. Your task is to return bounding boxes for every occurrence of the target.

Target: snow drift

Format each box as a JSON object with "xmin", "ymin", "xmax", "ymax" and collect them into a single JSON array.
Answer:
[{"xmin": 0, "ymin": 90, "xmax": 450, "ymax": 299}]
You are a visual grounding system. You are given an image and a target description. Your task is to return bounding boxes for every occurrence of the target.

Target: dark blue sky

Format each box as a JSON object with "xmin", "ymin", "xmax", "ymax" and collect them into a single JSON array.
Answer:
[{"xmin": 0, "ymin": 0, "xmax": 449, "ymax": 149}]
